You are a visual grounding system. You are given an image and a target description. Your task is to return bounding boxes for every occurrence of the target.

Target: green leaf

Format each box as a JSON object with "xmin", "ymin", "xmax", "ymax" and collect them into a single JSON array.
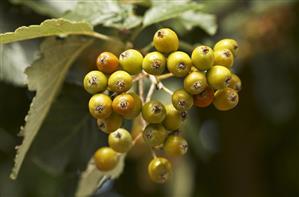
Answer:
[
  {"xmin": 143, "ymin": 2, "xmax": 203, "ymax": 27},
  {"xmin": 0, "ymin": 18, "xmax": 93, "ymax": 44},
  {"xmin": 180, "ymin": 11, "xmax": 217, "ymax": 35},
  {"xmin": 64, "ymin": 1, "xmax": 142, "ymax": 30},
  {"xmin": 10, "ymin": 37, "xmax": 93, "ymax": 180},
  {"xmin": 75, "ymin": 155, "xmax": 125, "ymax": 197}
]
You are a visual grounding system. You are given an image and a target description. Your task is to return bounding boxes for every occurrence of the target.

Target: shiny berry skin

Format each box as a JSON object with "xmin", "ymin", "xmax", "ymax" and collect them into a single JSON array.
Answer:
[
  {"xmin": 148, "ymin": 157, "xmax": 172, "ymax": 183},
  {"xmin": 142, "ymin": 52, "xmax": 166, "ymax": 75},
  {"xmin": 164, "ymin": 135, "xmax": 188, "ymax": 157},
  {"xmin": 227, "ymin": 73, "xmax": 242, "ymax": 91},
  {"xmin": 112, "ymin": 93, "xmax": 135, "ymax": 116},
  {"xmin": 119, "ymin": 49, "xmax": 143, "ymax": 75},
  {"xmin": 143, "ymin": 124, "xmax": 168, "ymax": 147},
  {"xmin": 125, "ymin": 92, "xmax": 142, "ymax": 119},
  {"xmin": 172, "ymin": 89, "xmax": 193, "ymax": 111},
  {"xmin": 214, "ymin": 39, "xmax": 239, "ymax": 57},
  {"xmin": 213, "ymin": 49, "xmax": 234, "ymax": 68},
  {"xmin": 108, "ymin": 128, "xmax": 133, "ymax": 153},
  {"xmin": 191, "ymin": 46, "xmax": 214, "ymax": 71},
  {"xmin": 83, "ymin": 70, "xmax": 107, "ymax": 94},
  {"xmin": 94, "ymin": 147, "xmax": 119, "ymax": 171},
  {"xmin": 162, "ymin": 104, "xmax": 186, "ymax": 131},
  {"xmin": 184, "ymin": 71, "xmax": 208, "ymax": 95},
  {"xmin": 153, "ymin": 28, "xmax": 179, "ymax": 53},
  {"xmin": 193, "ymin": 86, "xmax": 214, "ymax": 108},
  {"xmin": 96, "ymin": 52, "xmax": 119, "ymax": 74},
  {"xmin": 206, "ymin": 65, "xmax": 232, "ymax": 90},
  {"xmin": 97, "ymin": 112, "xmax": 123, "ymax": 134},
  {"xmin": 167, "ymin": 51, "xmax": 192, "ymax": 77},
  {"xmin": 213, "ymin": 87, "xmax": 239, "ymax": 111},
  {"xmin": 142, "ymin": 101, "xmax": 166, "ymax": 123},
  {"xmin": 89, "ymin": 94, "xmax": 112, "ymax": 119},
  {"xmin": 108, "ymin": 70, "xmax": 132, "ymax": 93}
]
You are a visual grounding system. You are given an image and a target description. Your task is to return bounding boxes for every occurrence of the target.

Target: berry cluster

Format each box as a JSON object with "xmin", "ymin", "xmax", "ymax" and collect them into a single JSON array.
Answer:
[{"xmin": 83, "ymin": 28, "xmax": 242, "ymax": 184}]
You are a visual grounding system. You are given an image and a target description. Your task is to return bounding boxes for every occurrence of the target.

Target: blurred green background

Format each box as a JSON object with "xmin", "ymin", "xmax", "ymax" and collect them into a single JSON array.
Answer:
[{"xmin": 1, "ymin": 0, "xmax": 299, "ymax": 197}]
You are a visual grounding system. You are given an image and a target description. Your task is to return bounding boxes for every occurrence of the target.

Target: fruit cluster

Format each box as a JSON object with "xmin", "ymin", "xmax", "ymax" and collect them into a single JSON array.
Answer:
[{"xmin": 83, "ymin": 28, "xmax": 242, "ymax": 183}]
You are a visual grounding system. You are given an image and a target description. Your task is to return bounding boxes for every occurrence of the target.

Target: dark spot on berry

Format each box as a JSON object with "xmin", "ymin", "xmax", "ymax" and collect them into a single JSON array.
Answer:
[
  {"xmin": 230, "ymin": 93, "xmax": 238, "ymax": 102},
  {"xmin": 178, "ymin": 100, "xmax": 186, "ymax": 107},
  {"xmin": 223, "ymin": 50, "xmax": 231, "ymax": 57},
  {"xmin": 145, "ymin": 130, "xmax": 153, "ymax": 140},
  {"xmin": 152, "ymin": 60, "xmax": 161, "ymax": 69},
  {"xmin": 97, "ymin": 121, "xmax": 105, "ymax": 129},
  {"xmin": 202, "ymin": 47, "xmax": 209, "ymax": 54},
  {"xmin": 95, "ymin": 105, "xmax": 104, "ymax": 112},
  {"xmin": 152, "ymin": 105, "xmax": 162, "ymax": 113},
  {"xmin": 180, "ymin": 111, "xmax": 187, "ymax": 120},
  {"xmin": 193, "ymin": 81, "xmax": 201, "ymax": 89},
  {"xmin": 100, "ymin": 55, "xmax": 107, "ymax": 64},
  {"xmin": 89, "ymin": 76, "xmax": 97, "ymax": 85},
  {"xmin": 178, "ymin": 63, "xmax": 186, "ymax": 70},
  {"xmin": 115, "ymin": 131, "xmax": 122, "ymax": 139},
  {"xmin": 233, "ymin": 45, "xmax": 238, "ymax": 50},
  {"xmin": 180, "ymin": 143, "xmax": 188, "ymax": 152},
  {"xmin": 119, "ymin": 99, "xmax": 128, "ymax": 109},
  {"xmin": 120, "ymin": 52, "xmax": 128, "ymax": 59},
  {"xmin": 157, "ymin": 31, "xmax": 164, "ymax": 38},
  {"xmin": 225, "ymin": 77, "xmax": 232, "ymax": 86},
  {"xmin": 116, "ymin": 80, "xmax": 125, "ymax": 90}
]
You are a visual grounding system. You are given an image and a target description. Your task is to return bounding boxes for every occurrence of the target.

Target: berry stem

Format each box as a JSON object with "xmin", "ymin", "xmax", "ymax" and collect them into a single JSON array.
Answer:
[
  {"xmin": 132, "ymin": 132, "xmax": 143, "ymax": 146},
  {"xmin": 151, "ymin": 149, "xmax": 157, "ymax": 159},
  {"xmin": 140, "ymin": 42, "xmax": 154, "ymax": 54},
  {"xmin": 157, "ymin": 73, "xmax": 174, "ymax": 81},
  {"xmin": 138, "ymin": 79, "xmax": 145, "ymax": 104},
  {"xmin": 146, "ymin": 82, "xmax": 156, "ymax": 102},
  {"xmin": 133, "ymin": 73, "xmax": 148, "ymax": 83}
]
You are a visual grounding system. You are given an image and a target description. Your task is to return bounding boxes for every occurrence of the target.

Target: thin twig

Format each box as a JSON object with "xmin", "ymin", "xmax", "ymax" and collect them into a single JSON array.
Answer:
[
  {"xmin": 140, "ymin": 42, "xmax": 154, "ymax": 54},
  {"xmin": 157, "ymin": 73, "xmax": 174, "ymax": 81},
  {"xmin": 138, "ymin": 79, "xmax": 145, "ymax": 104},
  {"xmin": 160, "ymin": 85, "xmax": 174, "ymax": 95},
  {"xmin": 146, "ymin": 82, "xmax": 156, "ymax": 103},
  {"xmin": 132, "ymin": 132, "xmax": 143, "ymax": 146},
  {"xmin": 133, "ymin": 73, "xmax": 148, "ymax": 83}
]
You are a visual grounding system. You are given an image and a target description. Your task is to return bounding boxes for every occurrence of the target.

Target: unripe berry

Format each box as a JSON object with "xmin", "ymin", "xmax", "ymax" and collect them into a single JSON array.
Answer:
[
  {"xmin": 83, "ymin": 70, "xmax": 107, "ymax": 94},
  {"xmin": 227, "ymin": 73, "xmax": 242, "ymax": 91},
  {"xmin": 97, "ymin": 112, "xmax": 123, "ymax": 134},
  {"xmin": 108, "ymin": 128, "xmax": 133, "ymax": 153},
  {"xmin": 207, "ymin": 65, "xmax": 232, "ymax": 90},
  {"xmin": 164, "ymin": 135, "xmax": 188, "ymax": 157},
  {"xmin": 119, "ymin": 49, "xmax": 143, "ymax": 75},
  {"xmin": 142, "ymin": 100, "xmax": 166, "ymax": 123},
  {"xmin": 94, "ymin": 147, "xmax": 118, "ymax": 171},
  {"xmin": 148, "ymin": 157, "xmax": 172, "ymax": 183},
  {"xmin": 213, "ymin": 49, "xmax": 234, "ymax": 68},
  {"xmin": 142, "ymin": 52, "xmax": 166, "ymax": 75},
  {"xmin": 112, "ymin": 93, "xmax": 135, "ymax": 116},
  {"xmin": 172, "ymin": 89, "xmax": 193, "ymax": 111},
  {"xmin": 89, "ymin": 94, "xmax": 112, "ymax": 119},
  {"xmin": 162, "ymin": 104, "xmax": 186, "ymax": 131},
  {"xmin": 143, "ymin": 124, "xmax": 168, "ymax": 147},
  {"xmin": 184, "ymin": 71, "xmax": 208, "ymax": 95},
  {"xmin": 213, "ymin": 87, "xmax": 239, "ymax": 111},
  {"xmin": 214, "ymin": 39, "xmax": 239, "ymax": 57},
  {"xmin": 96, "ymin": 52, "xmax": 119, "ymax": 74},
  {"xmin": 125, "ymin": 92, "xmax": 142, "ymax": 119},
  {"xmin": 193, "ymin": 86, "xmax": 214, "ymax": 108},
  {"xmin": 153, "ymin": 28, "xmax": 179, "ymax": 53},
  {"xmin": 108, "ymin": 70, "xmax": 132, "ymax": 93},
  {"xmin": 191, "ymin": 46, "xmax": 214, "ymax": 71},
  {"xmin": 167, "ymin": 51, "xmax": 192, "ymax": 77}
]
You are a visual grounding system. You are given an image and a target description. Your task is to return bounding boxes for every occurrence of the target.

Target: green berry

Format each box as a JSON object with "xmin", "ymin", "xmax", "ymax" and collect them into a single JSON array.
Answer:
[
  {"xmin": 96, "ymin": 52, "xmax": 119, "ymax": 74},
  {"xmin": 112, "ymin": 93, "xmax": 135, "ymax": 116},
  {"xmin": 108, "ymin": 128, "xmax": 133, "ymax": 153},
  {"xmin": 153, "ymin": 28, "xmax": 179, "ymax": 53},
  {"xmin": 143, "ymin": 124, "xmax": 168, "ymax": 147},
  {"xmin": 97, "ymin": 112, "xmax": 123, "ymax": 134},
  {"xmin": 172, "ymin": 89, "xmax": 193, "ymax": 111},
  {"xmin": 89, "ymin": 94, "xmax": 112, "ymax": 119},
  {"xmin": 142, "ymin": 52, "xmax": 166, "ymax": 75},
  {"xmin": 83, "ymin": 70, "xmax": 107, "ymax": 94},
  {"xmin": 214, "ymin": 39, "xmax": 239, "ymax": 57},
  {"xmin": 206, "ymin": 65, "xmax": 232, "ymax": 90},
  {"xmin": 183, "ymin": 71, "xmax": 208, "ymax": 95},
  {"xmin": 191, "ymin": 46, "xmax": 214, "ymax": 71},
  {"xmin": 142, "ymin": 100, "xmax": 166, "ymax": 123},
  {"xmin": 213, "ymin": 87, "xmax": 239, "ymax": 111},
  {"xmin": 94, "ymin": 147, "xmax": 118, "ymax": 171},
  {"xmin": 167, "ymin": 51, "xmax": 192, "ymax": 77},
  {"xmin": 162, "ymin": 104, "xmax": 186, "ymax": 131},
  {"xmin": 148, "ymin": 157, "xmax": 172, "ymax": 183},
  {"xmin": 108, "ymin": 70, "xmax": 132, "ymax": 93},
  {"xmin": 119, "ymin": 49, "xmax": 143, "ymax": 75},
  {"xmin": 164, "ymin": 135, "xmax": 188, "ymax": 157},
  {"xmin": 227, "ymin": 73, "xmax": 242, "ymax": 91},
  {"xmin": 214, "ymin": 49, "xmax": 234, "ymax": 68}
]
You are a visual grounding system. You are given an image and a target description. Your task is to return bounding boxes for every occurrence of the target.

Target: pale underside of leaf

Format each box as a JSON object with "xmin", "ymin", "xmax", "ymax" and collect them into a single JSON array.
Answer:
[
  {"xmin": 10, "ymin": 37, "xmax": 93, "ymax": 180},
  {"xmin": 143, "ymin": 2, "xmax": 203, "ymax": 27},
  {"xmin": 75, "ymin": 155, "xmax": 125, "ymax": 197},
  {"xmin": 0, "ymin": 18, "xmax": 93, "ymax": 44}
]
